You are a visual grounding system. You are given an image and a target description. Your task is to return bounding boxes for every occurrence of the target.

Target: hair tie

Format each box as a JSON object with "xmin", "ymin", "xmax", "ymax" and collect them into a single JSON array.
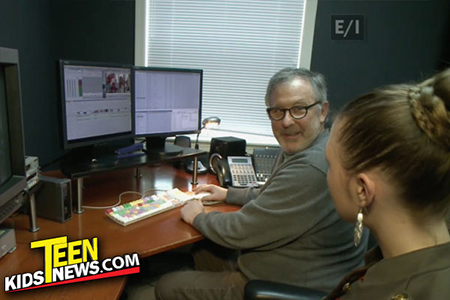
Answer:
[{"xmin": 407, "ymin": 86, "xmax": 421, "ymax": 103}]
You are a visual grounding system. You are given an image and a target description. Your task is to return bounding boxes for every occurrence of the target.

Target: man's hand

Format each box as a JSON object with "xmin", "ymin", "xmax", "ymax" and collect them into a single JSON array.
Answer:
[
  {"xmin": 193, "ymin": 184, "xmax": 228, "ymax": 203},
  {"xmin": 180, "ymin": 200, "xmax": 205, "ymax": 225}
]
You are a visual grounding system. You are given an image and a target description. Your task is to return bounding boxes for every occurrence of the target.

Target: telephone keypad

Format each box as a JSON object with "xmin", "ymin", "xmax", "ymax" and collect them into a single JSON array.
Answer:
[{"xmin": 227, "ymin": 157, "xmax": 258, "ymax": 187}]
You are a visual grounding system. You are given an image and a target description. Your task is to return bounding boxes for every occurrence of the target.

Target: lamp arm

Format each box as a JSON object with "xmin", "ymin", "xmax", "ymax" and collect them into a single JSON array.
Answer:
[
  {"xmin": 191, "ymin": 125, "xmax": 205, "ymax": 186},
  {"xmin": 195, "ymin": 126, "xmax": 205, "ymax": 150}
]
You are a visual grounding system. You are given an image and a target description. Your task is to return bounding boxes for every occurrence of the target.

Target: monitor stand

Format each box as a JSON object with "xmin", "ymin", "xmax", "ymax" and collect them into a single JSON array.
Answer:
[
  {"xmin": 66, "ymin": 145, "xmax": 119, "ymax": 170},
  {"xmin": 144, "ymin": 137, "xmax": 183, "ymax": 157},
  {"xmin": 85, "ymin": 156, "xmax": 119, "ymax": 169}
]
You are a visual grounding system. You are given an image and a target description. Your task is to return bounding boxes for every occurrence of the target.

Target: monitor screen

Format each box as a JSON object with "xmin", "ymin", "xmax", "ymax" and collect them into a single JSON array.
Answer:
[
  {"xmin": 0, "ymin": 66, "xmax": 13, "ymax": 187},
  {"xmin": 60, "ymin": 61, "xmax": 133, "ymax": 149},
  {"xmin": 133, "ymin": 67, "xmax": 202, "ymax": 137},
  {"xmin": 0, "ymin": 47, "xmax": 26, "ymax": 219}
]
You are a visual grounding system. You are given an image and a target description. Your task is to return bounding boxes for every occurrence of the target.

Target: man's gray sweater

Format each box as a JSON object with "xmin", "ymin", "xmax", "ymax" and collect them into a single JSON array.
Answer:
[{"xmin": 193, "ymin": 130, "xmax": 367, "ymax": 292}]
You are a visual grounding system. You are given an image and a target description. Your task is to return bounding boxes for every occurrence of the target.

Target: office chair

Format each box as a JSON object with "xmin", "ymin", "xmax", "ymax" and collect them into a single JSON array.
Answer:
[
  {"xmin": 174, "ymin": 135, "xmax": 191, "ymax": 148},
  {"xmin": 244, "ymin": 280, "xmax": 328, "ymax": 300},
  {"xmin": 244, "ymin": 234, "xmax": 376, "ymax": 300},
  {"xmin": 173, "ymin": 136, "xmax": 191, "ymax": 170},
  {"xmin": 174, "ymin": 136, "xmax": 208, "ymax": 174}
]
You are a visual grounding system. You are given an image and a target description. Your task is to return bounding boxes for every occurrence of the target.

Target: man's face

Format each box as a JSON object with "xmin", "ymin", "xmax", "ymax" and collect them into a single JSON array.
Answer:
[{"xmin": 268, "ymin": 78, "xmax": 328, "ymax": 155}]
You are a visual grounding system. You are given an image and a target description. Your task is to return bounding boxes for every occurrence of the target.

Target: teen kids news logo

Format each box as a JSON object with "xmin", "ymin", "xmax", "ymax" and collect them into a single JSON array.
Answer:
[{"xmin": 4, "ymin": 236, "xmax": 140, "ymax": 293}]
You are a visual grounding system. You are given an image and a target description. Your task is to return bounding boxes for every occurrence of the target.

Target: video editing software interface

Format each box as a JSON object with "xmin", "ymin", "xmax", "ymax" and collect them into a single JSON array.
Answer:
[
  {"xmin": 62, "ymin": 63, "xmax": 132, "ymax": 146},
  {"xmin": 134, "ymin": 68, "xmax": 201, "ymax": 136}
]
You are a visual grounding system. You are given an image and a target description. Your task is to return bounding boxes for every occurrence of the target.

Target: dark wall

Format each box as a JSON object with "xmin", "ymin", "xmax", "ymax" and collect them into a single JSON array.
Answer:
[
  {"xmin": 0, "ymin": 0, "xmax": 59, "ymax": 167},
  {"xmin": 311, "ymin": 0, "xmax": 450, "ymax": 117},
  {"xmin": 52, "ymin": 0, "xmax": 135, "ymax": 64},
  {"xmin": 0, "ymin": 0, "xmax": 135, "ymax": 170}
]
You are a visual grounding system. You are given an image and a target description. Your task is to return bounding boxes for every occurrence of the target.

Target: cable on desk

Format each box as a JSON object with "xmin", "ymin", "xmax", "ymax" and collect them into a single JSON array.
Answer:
[
  {"xmin": 82, "ymin": 191, "xmax": 143, "ymax": 209},
  {"xmin": 81, "ymin": 188, "xmax": 168, "ymax": 209}
]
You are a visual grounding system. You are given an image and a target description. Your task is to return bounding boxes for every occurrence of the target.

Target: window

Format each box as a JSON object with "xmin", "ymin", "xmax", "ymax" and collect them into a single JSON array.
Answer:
[{"xmin": 135, "ymin": 0, "xmax": 317, "ymax": 141}]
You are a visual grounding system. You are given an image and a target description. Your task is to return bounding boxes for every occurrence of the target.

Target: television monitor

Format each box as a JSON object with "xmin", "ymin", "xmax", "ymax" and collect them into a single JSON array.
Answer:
[
  {"xmin": 0, "ymin": 47, "xmax": 27, "ymax": 223},
  {"xmin": 133, "ymin": 67, "xmax": 202, "ymax": 155},
  {"xmin": 59, "ymin": 60, "xmax": 134, "ymax": 166}
]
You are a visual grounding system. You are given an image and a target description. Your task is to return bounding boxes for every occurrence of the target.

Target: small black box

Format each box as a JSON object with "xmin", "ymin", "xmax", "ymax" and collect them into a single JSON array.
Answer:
[
  {"xmin": 209, "ymin": 136, "xmax": 246, "ymax": 159},
  {"xmin": 34, "ymin": 176, "xmax": 72, "ymax": 223}
]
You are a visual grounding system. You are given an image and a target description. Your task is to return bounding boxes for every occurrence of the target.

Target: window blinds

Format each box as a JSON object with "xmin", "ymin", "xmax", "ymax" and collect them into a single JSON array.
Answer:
[{"xmin": 145, "ymin": 0, "xmax": 306, "ymax": 136}]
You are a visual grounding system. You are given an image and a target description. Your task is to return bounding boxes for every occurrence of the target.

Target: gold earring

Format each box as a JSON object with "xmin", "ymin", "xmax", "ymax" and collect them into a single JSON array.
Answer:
[{"xmin": 354, "ymin": 208, "xmax": 364, "ymax": 246}]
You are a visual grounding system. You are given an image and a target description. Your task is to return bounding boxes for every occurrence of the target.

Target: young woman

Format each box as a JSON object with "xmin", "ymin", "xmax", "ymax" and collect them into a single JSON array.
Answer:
[{"xmin": 324, "ymin": 68, "xmax": 450, "ymax": 299}]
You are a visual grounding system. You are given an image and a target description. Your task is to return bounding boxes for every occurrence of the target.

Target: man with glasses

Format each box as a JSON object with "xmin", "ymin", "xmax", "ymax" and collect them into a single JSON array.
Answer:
[{"xmin": 155, "ymin": 68, "xmax": 367, "ymax": 300}]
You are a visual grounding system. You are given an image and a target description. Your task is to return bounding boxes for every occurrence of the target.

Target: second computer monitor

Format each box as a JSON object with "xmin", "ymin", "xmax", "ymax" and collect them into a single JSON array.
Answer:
[{"xmin": 133, "ymin": 67, "xmax": 202, "ymax": 139}]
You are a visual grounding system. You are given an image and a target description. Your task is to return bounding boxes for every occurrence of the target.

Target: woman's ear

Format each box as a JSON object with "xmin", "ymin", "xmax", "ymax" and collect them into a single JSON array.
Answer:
[{"xmin": 355, "ymin": 173, "xmax": 375, "ymax": 208}]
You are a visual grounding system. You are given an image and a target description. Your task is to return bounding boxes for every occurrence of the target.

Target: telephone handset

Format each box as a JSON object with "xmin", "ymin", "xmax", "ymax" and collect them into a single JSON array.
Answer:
[
  {"xmin": 209, "ymin": 153, "xmax": 258, "ymax": 188},
  {"xmin": 209, "ymin": 153, "xmax": 232, "ymax": 187}
]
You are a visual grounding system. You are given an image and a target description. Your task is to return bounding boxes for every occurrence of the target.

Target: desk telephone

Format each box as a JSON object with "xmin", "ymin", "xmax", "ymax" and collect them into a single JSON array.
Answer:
[{"xmin": 209, "ymin": 148, "xmax": 279, "ymax": 188}]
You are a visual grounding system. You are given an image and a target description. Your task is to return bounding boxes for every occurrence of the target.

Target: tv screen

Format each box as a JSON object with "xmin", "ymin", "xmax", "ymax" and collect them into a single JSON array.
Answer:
[
  {"xmin": 133, "ymin": 67, "xmax": 202, "ymax": 137},
  {"xmin": 0, "ymin": 66, "xmax": 13, "ymax": 187},
  {"xmin": 0, "ymin": 47, "xmax": 26, "ymax": 221},
  {"xmin": 60, "ymin": 61, "xmax": 134, "ymax": 149}
]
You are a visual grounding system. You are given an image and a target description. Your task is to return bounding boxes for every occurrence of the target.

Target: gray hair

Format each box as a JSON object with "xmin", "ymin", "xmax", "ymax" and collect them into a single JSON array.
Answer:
[{"xmin": 265, "ymin": 67, "xmax": 327, "ymax": 107}]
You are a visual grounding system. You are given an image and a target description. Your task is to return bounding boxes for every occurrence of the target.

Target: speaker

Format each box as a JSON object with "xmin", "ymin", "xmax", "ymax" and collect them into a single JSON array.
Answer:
[
  {"xmin": 34, "ymin": 176, "xmax": 72, "ymax": 223},
  {"xmin": 0, "ymin": 228, "xmax": 16, "ymax": 260},
  {"xmin": 209, "ymin": 136, "xmax": 246, "ymax": 159}
]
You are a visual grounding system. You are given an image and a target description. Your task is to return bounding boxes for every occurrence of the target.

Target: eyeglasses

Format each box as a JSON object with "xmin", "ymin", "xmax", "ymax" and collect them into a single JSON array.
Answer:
[{"xmin": 266, "ymin": 101, "xmax": 321, "ymax": 121}]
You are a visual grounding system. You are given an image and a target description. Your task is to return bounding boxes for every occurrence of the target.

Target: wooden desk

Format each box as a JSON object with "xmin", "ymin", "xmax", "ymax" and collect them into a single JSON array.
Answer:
[
  {"xmin": 0, "ymin": 163, "xmax": 239, "ymax": 299},
  {"xmin": 60, "ymin": 146, "xmax": 206, "ymax": 213}
]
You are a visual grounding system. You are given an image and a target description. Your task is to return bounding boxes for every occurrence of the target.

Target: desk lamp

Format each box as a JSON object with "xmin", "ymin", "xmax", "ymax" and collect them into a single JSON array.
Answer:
[{"xmin": 190, "ymin": 116, "xmax": 221, "ymax": 185}]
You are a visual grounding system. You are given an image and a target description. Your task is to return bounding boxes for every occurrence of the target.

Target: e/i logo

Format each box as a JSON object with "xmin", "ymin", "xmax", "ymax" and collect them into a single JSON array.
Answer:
[{"xmin": 331, "ymin": 15, "xmax": 365, "ymax": 40}]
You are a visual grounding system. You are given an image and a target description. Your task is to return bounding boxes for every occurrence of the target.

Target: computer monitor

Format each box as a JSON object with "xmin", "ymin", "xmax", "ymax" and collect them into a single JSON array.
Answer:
[
  {"xmin": 0, "ymin": 47, "xmax": 27, "ymax": 223},
  {"xmin": 59, "ymin": 60, "xmax": 134, "ymax": 166},
  {"xmin": 133, "ymin": 67, "xmax": 202, "ymax": 155}
]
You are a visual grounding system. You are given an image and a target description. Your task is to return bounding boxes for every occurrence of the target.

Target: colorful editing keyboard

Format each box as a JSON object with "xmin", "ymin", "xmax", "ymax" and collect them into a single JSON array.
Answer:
[{"xmin": 106, "ymin": 188, "xmax": 207, "ymax": 226}]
